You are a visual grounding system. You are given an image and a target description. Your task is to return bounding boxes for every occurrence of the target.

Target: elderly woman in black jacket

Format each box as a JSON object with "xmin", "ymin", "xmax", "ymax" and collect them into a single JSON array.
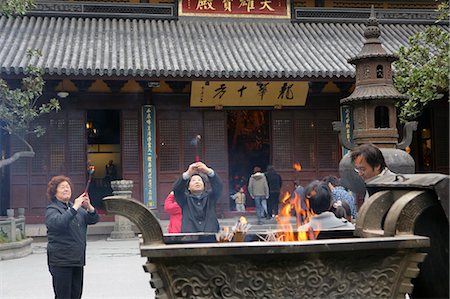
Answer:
[
  {"xmin": 173, "ymin": 161, "xmax": 223, "ymax": 233},
  {"xmin": 45, "ymin": 175, "xmax": 99, "ymax": 299}
]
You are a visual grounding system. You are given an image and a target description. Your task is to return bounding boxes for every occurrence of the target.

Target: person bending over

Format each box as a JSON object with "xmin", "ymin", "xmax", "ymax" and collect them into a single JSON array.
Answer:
[
  {"xmin": 323, "ymin": 175, "xmax": 357, "ymax": 219},
  {"xmin": 298, "ymin": 180, "xmax": 354, "ymax": 231}
]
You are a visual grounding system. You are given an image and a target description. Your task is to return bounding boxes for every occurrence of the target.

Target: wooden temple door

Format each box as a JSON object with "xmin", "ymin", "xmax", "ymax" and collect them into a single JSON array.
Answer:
[
  {"xmin": 156, "ymin": 109, "xmax": 228, "ymax": 218},
  {"xmin": 121, "ymin": 109, "xmax": 142, "ymax": 202},
  {"xmin": 9, "ymin": 107, "xmax": 143, "ymax": 223},
  {"xmin": 9, "ymin": 110, "xmax": 86, "ymax": 223},
  {"xmin": 271, "ymin": 109, "xmax": 341, "ymax": 194}
]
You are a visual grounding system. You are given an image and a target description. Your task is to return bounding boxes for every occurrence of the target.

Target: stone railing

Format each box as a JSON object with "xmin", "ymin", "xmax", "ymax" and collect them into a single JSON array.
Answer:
[
  {"xmin": 0, "ymin": 208, "xmax": 26, "ymax": 242},
  {"xmin": 0, "ymin": 208, "xmax": 33, "ymax": 260}
]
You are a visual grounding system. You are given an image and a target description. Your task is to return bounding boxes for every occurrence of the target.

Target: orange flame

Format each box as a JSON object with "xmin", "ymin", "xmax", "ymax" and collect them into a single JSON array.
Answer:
[
  {"xmin": 293, "ymin": 162, "xmax": 302, "ymax": 172},
  {"xmin": 275, "ymin": 190, "xmax": 320, "ymax": 241},
  {"xmin": 276, "ymin": 192, "xmax": 295, "ymax": 241}
]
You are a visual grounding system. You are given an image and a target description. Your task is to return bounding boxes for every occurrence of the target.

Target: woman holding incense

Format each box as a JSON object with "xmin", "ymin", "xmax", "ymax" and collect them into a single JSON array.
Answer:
[
  {"xmin": 173, "ymin": 161, "xmax": 223, "ymax": 233},
  {"xmin": 45, "ymin": 175, "xmax": 99, "ymax": 299}
]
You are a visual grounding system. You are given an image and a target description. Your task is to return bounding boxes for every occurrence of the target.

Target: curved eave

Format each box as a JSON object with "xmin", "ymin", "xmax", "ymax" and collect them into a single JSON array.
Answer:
[
  {"xmin": 348, "ymin": 53, "xmax": 399, "ymax": 64},
  {"xmin": 341, "ymin": 94, "xmax": 408, "ymax": 104}
]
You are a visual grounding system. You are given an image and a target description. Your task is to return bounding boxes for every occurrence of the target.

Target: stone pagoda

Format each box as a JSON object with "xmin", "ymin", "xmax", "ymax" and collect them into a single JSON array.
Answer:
[{"xmin": 333, "ymin": 6, "xmax": 418, "ymax": 195}]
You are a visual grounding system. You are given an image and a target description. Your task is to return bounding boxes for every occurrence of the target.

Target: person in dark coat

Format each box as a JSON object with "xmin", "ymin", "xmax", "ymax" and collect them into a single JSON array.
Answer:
[
  {"xmin": 45, "ymin": 175, "xmax": 99, "ymax": 299},
  {"xmin": 264, "ymin": 165, "xmax": 282, "ymax": 218},
  {"xmin": 173, "ymin": 161, "xmax": 223, "ymax": 233}
]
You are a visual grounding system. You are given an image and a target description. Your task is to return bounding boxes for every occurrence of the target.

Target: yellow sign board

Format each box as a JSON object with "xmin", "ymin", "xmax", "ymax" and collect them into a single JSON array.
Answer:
[{"xmin": 191, "ymin": 81, "xmax": 309, "ymax": 107}]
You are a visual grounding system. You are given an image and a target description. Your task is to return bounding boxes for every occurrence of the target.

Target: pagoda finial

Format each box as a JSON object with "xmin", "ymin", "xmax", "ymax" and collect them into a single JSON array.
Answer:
[{"xmin": 364, "ymin": 5, "xmax": 380, "ymax": 40}]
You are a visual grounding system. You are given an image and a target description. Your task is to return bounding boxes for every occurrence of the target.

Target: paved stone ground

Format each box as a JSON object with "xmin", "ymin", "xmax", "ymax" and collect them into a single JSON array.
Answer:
[
  {"xmin": 0, "ymin": 239, "xmax": 155, "ymax": 299},
  {"xmin": 1, "ymin": 214, "xmax": 297, "ymax": 299}
]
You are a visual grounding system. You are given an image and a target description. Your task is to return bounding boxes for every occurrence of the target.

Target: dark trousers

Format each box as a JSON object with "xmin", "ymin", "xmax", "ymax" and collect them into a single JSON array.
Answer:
[
  {"xmin": 268, "ymin": 192, "xmax": 280, "ymax": 216},
  {"xmin": 49, "ymin": 265, "xmax": 84, "ymax": 299}
]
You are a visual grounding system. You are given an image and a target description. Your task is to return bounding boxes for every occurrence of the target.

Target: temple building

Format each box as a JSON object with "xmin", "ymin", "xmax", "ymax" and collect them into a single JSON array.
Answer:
[{"xmin": 0, "ymin": 0, "xmax": 448, "ymax": 223}]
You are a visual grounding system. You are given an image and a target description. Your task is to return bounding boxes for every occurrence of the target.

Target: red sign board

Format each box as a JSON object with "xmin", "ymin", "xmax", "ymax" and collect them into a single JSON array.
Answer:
[{"xmin": 179, "ymin": 0, "xmax": 290, "ymax": 18}]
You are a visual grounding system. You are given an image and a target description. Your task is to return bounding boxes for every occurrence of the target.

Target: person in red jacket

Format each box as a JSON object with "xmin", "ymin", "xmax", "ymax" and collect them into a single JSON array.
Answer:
[{"xmin": 164, "ymin": 191, "xmax": 182, "ymax": 233}]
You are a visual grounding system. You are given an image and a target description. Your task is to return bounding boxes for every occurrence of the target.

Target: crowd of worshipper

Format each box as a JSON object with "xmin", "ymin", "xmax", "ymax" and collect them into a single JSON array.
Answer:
[{"xmin": 164, "ymin": 143, "xmax": 391, "ymax": 234}]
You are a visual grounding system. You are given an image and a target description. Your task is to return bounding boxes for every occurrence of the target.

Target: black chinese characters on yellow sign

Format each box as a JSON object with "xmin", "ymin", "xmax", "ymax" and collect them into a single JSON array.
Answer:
[{"xmin": 191, "ymin": 81, "xmax": 309, "ymax": 107}]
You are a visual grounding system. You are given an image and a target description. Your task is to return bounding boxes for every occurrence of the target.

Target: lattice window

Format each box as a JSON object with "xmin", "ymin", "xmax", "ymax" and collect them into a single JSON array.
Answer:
[
  {"xmin": 10, "ymin": 135, "xmax": 28, "ymax": 174},
  {"xmin": 388, "ymin": 2, "xmax": 437, "ymax": 9},
  {"xmin": 49, "ymin": 144, "xmax": 65, "ymax": 173},
  {"xmin": 49, "ymin": 118, "xmax": 67, "ymax": 173},
  {"xmin": 332, "ymin": 1, "xmax": 383, "ymax": 8},
  {"xmin": 316, "ymin": 118, "xmax": 339, "ymax": 169},
  {"xmin": 272, "ymin": 118, "xmax": 293, "ymax": 170},
  {"xmin": 294, "ymin": 118, "xmax": 315, "ymax": 169},
  {"xmin": 30, "ymin": 117, "xmax": 49, "ymax": 173},
  {"xmin": 204, "ymin": 115, "xmax": 226, "ymax": 171},
  {"xmin": 158, "ymin": 119, "xmax": 180, "ymax": 171},
  {"xmin": 182, "ymin": 119, "xmax": 202, "ymax": 167},
  {"xmin": 68, "ymin": 115, "xmax": 86, "ymax": 173},
  {"xmin": 292, "ymin": 0, "xmax": 308, "ymax": 7},
  {"xmin": 122, "ymin": 111, "xmax": 139, "ymax": 172}
]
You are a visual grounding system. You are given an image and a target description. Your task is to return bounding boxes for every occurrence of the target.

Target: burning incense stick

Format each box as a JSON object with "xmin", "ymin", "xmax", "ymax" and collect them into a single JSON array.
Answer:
[
  {"xmin": 190, "ymin": 135, "xmax": 201, "ymax": 162},
  {"xmin": 232, "ymin": 216, "xmax": 251, "ymax": 242},
  {"xmin": 215, "ymin": 226, "xmax": 234, "ymax": 242},
  {"xmin": 232, "ymin": 216, "xmax": 251, "ymax": 233},
  {"xmin": 84, "ymin": 165, "xmax": 95, "ymax": 194}
]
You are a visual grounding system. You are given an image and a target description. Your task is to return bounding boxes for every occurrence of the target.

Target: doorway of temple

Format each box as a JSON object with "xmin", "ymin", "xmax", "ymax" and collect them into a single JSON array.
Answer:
[
  {"xmin": 86, "ymin": 110, "xmax": 121, "ymax": 212},
  {"xmin": 227, "ymin": 110, "xmax": 271, "ymax": 211}
]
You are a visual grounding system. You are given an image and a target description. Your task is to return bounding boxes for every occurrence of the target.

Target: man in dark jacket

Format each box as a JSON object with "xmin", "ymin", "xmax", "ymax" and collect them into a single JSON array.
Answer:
[
  {"xmin": 45, "ymin": 175, "xmax": 99, "ymax": 299},
  {"xmin": 265, "ymin": 165, "xmax": 282, "ymax": 218},
  {"xmin": 173, "ymin": 161, "xmax": 223, "ymax": 233}
]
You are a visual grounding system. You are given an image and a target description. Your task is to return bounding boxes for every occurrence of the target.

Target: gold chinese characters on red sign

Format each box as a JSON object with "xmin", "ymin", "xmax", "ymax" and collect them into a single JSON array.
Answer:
[{"xmin": 179, "ymin": 0, "xmax": 290, "ymax": 18}]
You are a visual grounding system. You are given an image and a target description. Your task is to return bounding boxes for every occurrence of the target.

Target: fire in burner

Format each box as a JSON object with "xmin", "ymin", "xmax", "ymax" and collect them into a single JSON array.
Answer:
[{"xmin": 276, "ymin": 191, "xmax": 319, "ymax": 241}]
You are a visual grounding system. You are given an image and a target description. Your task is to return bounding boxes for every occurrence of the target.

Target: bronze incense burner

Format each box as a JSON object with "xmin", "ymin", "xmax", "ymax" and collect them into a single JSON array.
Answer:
[{"xmin": 103, "ymin": 173, "xmax": 449, "ymax": 298}]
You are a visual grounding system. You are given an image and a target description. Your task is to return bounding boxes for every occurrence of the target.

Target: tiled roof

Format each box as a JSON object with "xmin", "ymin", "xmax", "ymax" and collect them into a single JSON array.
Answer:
[
  {"xmin": 0, "ymin": 16, "xmax": 433, "ymax": 79},
  {"xmin": 341, "ymin": 85, "xmax": 408, "ymax": 103}
]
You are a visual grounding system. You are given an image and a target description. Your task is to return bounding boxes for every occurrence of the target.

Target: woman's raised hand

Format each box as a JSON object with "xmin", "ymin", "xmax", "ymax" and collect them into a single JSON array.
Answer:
[
  {"xmin": 73, "ymin": 193, "xmax": 88, "ymax": 210},
  {"xmin": 186, "ymin": 161, "xmax": 212, "ymax": 176}
]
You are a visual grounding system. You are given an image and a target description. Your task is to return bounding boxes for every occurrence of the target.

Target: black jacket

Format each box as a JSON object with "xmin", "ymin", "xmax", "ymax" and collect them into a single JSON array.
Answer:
[
  {"xmin": 265, "ymin": 169, "xmax": 282, "ymax": 193},
  {"xmin": 173, "ymin": 173, "xmax": 223, "ymax": 233},
  {"xmin": 45, "ymin": 199, "xmax": 99, "ymax": 267}
]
